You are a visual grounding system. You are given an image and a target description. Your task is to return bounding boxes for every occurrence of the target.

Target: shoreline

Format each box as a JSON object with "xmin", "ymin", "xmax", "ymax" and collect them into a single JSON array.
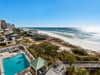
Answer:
[{"xmin": 38, "ymin": 30, "xmax": 100, "ymax": 53}]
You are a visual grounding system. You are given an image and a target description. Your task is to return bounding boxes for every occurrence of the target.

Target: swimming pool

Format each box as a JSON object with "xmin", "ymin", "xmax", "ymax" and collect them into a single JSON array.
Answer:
[{"xmin": 3, "ymin": 53, "xmax": 30, "ymax": 75}]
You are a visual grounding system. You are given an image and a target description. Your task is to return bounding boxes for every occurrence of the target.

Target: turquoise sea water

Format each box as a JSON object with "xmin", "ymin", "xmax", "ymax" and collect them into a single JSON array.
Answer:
[
  {"xmin": 23, "ymin": 27, "xmax": 100, "ymax": 51},
  {"xmin": 3, "ymin": 53, "xmax": 30, "ymax": 75},
  {"xmin": 24, "ymin": 27, "xmax": 100, "ymax": 42}
]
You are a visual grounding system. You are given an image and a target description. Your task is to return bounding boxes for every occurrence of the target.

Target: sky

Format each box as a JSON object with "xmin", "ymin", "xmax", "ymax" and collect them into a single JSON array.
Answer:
[{"xmin": 0, "ymin": 0, "xmax": 100, "ymax": 27}]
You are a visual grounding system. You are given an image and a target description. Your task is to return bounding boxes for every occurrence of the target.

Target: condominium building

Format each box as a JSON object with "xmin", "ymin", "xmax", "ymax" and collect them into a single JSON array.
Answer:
[
  {"xmin": 0, "ymin": 20, "xmax": 15, "ymax": 30},
  {"xmin": 0, "ymin": 20, "xmax": 7, "ymax": 29}
]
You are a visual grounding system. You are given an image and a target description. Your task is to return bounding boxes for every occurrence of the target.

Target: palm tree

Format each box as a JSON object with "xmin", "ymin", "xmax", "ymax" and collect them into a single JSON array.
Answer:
[
  {"xmin": 68, "ymin": 64, "xmax": 78, "ymax": 75},
  {"xmin": 67, "ymin": 55, "xmax": 77, "ymax": 75},
  {"xmin": 67, "ymin": 55, "xmax": 76, "ymax": 67},
  {"xmin": 68, "ymin": 65, "xmax": 89, "ymax": 75}
]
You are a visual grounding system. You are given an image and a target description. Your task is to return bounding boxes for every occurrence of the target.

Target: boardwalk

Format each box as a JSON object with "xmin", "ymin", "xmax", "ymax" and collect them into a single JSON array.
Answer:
[{"xmin": 63, "ymin": 61, "xmax": 100, "ymax": 69}]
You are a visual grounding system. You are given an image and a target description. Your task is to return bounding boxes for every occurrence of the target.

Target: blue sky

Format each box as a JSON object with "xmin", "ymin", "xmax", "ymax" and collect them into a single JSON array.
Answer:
[{"xmin": 0, "ymin": 0, "xmax": 100, "ymax": 27}]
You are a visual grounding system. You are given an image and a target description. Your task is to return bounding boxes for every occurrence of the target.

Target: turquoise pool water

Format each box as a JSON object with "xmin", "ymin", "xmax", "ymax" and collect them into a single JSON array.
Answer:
[{"xmin": 3, "ymin": 53, "xmax": 30, "ymax": 75}]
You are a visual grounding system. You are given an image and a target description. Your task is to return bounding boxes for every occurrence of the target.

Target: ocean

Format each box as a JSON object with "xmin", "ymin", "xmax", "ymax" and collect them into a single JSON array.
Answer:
[{"xmin": 24, "ymin": 27, "xmax": 100, "ymax": 52}]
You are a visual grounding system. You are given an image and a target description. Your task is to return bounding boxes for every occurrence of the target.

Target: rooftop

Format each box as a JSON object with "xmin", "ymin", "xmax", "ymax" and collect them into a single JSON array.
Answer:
[
  {"xmin": 46, "ymin": 61, "xmax": 66, "ymax": 75},
  {"xmin": 5, "ymin": 33, "xmax": 19, "ymax": 38},
  {"xmin": 31, "ymin": 57, "xmax": 48, "ymax": 71},
  {"xmin": 0, "ymin": 20, "xmax": 5, "ymax": 22},
  {"xmin": 28, "ymin": 30, "xmax": 37, "ymax": 32}
]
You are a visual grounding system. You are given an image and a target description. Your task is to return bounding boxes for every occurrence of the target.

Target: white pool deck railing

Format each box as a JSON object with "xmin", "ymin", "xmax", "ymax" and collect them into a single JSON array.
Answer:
[{"xmin": 0, "ymin": 45, "xmax": 35, "ymax": 75}]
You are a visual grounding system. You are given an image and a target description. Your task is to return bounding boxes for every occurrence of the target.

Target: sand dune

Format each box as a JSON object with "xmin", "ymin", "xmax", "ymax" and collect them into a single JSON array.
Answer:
[{"xmin": 38, "ymin": 30, "xmax": 100, "ymax": 52}]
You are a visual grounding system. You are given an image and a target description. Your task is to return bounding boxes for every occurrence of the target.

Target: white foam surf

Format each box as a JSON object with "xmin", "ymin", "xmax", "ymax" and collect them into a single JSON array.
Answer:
[{"xmin": 38, "ymin": 30, "xmax": 100, "ymax": 52}]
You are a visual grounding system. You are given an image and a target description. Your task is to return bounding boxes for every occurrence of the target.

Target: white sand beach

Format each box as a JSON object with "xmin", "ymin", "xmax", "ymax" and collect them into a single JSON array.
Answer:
[{"xmin": 38, "ymin": 30, "xmax": 100, "ymax": 52}]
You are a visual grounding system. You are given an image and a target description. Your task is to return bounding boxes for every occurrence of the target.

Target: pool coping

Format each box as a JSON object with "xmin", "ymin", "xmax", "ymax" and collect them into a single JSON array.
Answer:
[
  {"xmin": 0, "ymin": 52, "xmax": 30, "ymax": 75},
  {"xmin": 0, "ymin": 45, "xmax": 35, "ymax": 75},
  {"xmin": 0, "ymin": 52, "xmax": 19, "ymax": 75}
]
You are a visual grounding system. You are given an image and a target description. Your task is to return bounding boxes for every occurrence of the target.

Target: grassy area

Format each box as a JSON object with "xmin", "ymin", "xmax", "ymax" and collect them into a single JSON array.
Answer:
[{"xmin": 28, "ymin": 41, "xmax": 100, "ymax": 65}]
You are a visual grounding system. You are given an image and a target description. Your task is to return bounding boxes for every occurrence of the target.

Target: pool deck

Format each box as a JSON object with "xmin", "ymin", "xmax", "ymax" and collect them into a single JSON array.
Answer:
[
  {"xmin": 0, "ymin": 45, "xmax": 33, "ymax": 75},
  {"xmin": 0, "ymin": 52, "xmax": 18, "ymax": 75}
]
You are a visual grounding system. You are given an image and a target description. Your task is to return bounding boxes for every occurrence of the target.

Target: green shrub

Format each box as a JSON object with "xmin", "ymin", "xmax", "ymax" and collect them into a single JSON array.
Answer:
[
  {"xmin": 29, "ymin": 44, "xmax": 37, "ymax": 49},
  {"xmin": 0, "ymin": 37, "xmax": 4, "ymax": 41},
  {"xmin": 72, "ymin": 48, "xmax": 88, "ymax": 56},
  {"xmin": 83, "ymin": 56, "xmax": 99, "ymax": 61},
  {"xmin": 31, "ymin": 42, "xmax": 58, "ymax": 57}
]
